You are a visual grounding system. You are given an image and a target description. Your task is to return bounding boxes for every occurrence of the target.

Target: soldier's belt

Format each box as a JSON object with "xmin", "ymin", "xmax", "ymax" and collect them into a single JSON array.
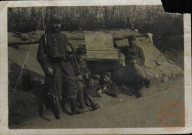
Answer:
[{"xmin": 48, "ymin": 55, "xmax": 65, "ymax": 62}]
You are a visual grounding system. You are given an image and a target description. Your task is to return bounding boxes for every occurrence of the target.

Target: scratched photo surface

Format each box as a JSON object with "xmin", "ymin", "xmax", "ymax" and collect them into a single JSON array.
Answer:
[{"xmin": 8, "ymin": 6, "xmax": 184, "ymax": 129}]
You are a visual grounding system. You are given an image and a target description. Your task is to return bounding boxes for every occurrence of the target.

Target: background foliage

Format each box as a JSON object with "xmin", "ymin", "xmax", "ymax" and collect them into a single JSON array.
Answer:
[{"xmin": 8, "ymin": 6, "xmax": 183, "ymax": 52}]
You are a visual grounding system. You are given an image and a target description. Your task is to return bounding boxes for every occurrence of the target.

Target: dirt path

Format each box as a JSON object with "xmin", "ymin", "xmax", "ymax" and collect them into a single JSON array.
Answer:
[{"xmin": 12, "ymin": 76, "xmax": 184, "ymax": 129}]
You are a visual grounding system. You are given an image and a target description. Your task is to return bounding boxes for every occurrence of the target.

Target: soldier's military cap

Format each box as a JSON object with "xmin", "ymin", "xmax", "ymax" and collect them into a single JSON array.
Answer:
[
  {"xmin": 76, "ymin": 46, "xmax": 87, "ymax": 54},
  {"xmin": 128, "ymin": 35, "xmax": 136, "ymax": 40},
  {"xmin": 104, "ymin": 72, "xmax": 111, "ymax": 77},
  {"xmin": 49, "ymin": 15, "xmax": 62, "ymax": 23}
]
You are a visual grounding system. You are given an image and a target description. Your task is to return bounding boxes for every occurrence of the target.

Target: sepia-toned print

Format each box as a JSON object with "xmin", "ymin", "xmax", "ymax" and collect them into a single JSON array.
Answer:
[{"xmin": 7, "ymin": 5, "xmax": 185, "ymax": 129}]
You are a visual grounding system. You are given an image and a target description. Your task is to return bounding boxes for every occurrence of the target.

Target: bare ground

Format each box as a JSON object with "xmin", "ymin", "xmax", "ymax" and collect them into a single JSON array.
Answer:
[{"xmin": 10, "ymin": 76, "xmax": 184, "ymax": 129}]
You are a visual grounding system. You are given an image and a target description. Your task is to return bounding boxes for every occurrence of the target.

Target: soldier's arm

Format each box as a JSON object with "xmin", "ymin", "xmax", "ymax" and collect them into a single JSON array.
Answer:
[
  {"xmin": 139, "ymin": 47, "xmax": 145, "ymax": 64},
  {"xmin": 62, "ymin": 33, "xmax": 71, "ymax": 46},
  {"xmin": 62, "ymin": 33, "xmax": 74, "ymax": 59},
  {"xmin": 37, "ymin": 36, "xmax": 50, "ymax": 72},
  {"xmin": 83, "ymin": 59, "xmax": 91, "ymax": 75},
  {"xmin": 113, "ymin": 39, "xmax": 119, "ymax": 49}
]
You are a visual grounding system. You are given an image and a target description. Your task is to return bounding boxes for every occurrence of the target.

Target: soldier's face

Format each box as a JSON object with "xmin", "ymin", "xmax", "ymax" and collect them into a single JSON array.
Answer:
[
  {"xmin": 130, "ymin": 39, "xmax": 136, "ymax": 46},
  {"xmin": 78, "ymin": 53, "xmax": 86, "ymax": 59},
  {"xmin": 53, "ymin": 23, "xmax": 61, "ymax": 32}
]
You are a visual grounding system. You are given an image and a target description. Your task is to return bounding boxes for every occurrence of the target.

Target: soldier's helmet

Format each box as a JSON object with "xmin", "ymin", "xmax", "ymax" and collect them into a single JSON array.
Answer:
[
  {"xmin": 48, "ymin": 15, "xmax": 62, "ymax": 24},
  {"xmin": 76, "ymin": 46, "xmax": 87, "ymax": 55}
]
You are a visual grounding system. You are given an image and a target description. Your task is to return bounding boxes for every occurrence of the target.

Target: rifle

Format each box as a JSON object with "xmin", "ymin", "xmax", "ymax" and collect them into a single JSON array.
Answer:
[
  {"xmin": 69, "ymin": 45, "xmax": 101, "ymax": 110},
  {"xmin": 41, "ymin": 8, "xmax": 60, "ymax": 119}
]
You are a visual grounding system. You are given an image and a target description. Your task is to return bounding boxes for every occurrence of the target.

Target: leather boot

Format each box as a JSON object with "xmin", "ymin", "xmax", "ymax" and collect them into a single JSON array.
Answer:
[
  {"xmin": 59, "ymin": 99, "xmax": 70, "ymax": 116},
  {"xmin": 70, "ymin": 98, "xmax": 89, "ymax": 115},
  {"xmin": 70, "ymin": 98, "xmax": 79, "ymax": 115},
  {"xmin": 78, "ymin": 91, "xmax": 91, "ymax": 112},
  {"xmin": 84, "ymin": 96, "xmax": 91, "ymax": 107}
]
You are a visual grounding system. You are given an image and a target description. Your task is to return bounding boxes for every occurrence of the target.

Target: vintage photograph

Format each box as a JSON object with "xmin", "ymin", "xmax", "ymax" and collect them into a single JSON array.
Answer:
[{"xmin": 7, "ymin": 5, "xmax": 185, "ymax": 129}]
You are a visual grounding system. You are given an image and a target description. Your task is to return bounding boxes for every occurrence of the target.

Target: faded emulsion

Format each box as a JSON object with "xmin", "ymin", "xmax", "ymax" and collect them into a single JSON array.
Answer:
[{"xmin": 8, "ymin": 6, "xmax": 184, "ymax": 129}]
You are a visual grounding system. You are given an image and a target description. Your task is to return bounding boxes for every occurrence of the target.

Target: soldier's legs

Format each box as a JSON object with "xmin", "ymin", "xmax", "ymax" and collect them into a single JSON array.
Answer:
[
  {"xmin": 61, "ymin": 79, "xmax": 69, "ymax": 114},
  {"xmin": 133, "ymin": 78, "xmax": 143, "ymax": 98},
  {"xmin": 63, "ymin": 75, "xmax": 80, "ymax": 115},
  {"xmin": 54, "ymin": 65, "xmax": 63, "ymax": 102},
  {"xmin": 43, "ymin": 64, "xmax": 63, "ymax": 118},
  {"xmin": 134, "ymin": 64, "xmax": 152, "ymax": 88},
  {"xmin": 76, "ymin": 81, "xmax": 91, "ymax": 113},
  {"xmin": 44, "ymin": 75, "xmax": 60, "ymax": 119},
  {"xmin": 125, "ymin": 64, "xmax": 144, "ymax": 98}
]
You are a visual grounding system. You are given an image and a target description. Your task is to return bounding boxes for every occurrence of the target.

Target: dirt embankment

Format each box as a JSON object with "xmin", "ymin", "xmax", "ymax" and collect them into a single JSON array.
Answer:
[
  {"xmin": 8, "ymin": 30, "xmax": 183, "ymax": 78},
  {"xmin": 163, "ymin": 50, "xmax": 184, "ymax": 70}
]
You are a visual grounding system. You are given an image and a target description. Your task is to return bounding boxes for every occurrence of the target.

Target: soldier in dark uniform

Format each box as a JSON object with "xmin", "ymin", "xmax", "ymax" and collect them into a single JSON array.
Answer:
[
  {"xmin": 37, "ymin": 15, "xmax": 81, "ymax": 118},
  {"xmin": 119, "ymin": 36, "xmax": 151, "ymax": 98},
  {"xmin": 75, "ymin": 47, "xmax": 91, "ymax": 112},
  {"xmin": 101, "ymin": 72, "xmax": 119, "ymax": 97},
  {"xmin": 75, "ymin": 47, "xmax": 101, "ymax": 111}
]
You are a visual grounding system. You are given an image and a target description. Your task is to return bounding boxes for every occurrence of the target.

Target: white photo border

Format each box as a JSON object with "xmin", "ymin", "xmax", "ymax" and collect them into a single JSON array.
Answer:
[{"xmin": 0, "ymin": 0, "xmax": 191, "ymax": 134}]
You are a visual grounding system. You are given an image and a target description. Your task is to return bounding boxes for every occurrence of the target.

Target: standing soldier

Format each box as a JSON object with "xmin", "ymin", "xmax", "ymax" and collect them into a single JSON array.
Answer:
[
  {"xmin": 75, "ymin": 47, "xmax": 90, "ymax": 112},
  {"xmin": 75, "ymin": 47, "xmax": 101, "ymax": 111},
  {"xmin": 37, "ymin": 15, "xmax": 81, "ymax": 118}
]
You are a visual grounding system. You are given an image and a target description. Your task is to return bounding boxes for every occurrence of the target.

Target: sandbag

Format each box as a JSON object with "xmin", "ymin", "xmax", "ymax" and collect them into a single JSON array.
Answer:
[{"xmin": 136, "ymin": 37, "xmax": 183, "ymax": 79}]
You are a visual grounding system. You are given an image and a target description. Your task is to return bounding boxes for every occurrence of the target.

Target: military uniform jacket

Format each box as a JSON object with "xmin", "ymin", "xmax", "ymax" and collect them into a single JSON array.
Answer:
[
  {"xmin": 121, "ymin": 44, "xmax": 145, "ymax": 65},
  {"xmin": 78, "ymin": 58, "xmax": 90, "ymax": 74},
  {"xmin": 37, "ymin": 33, "xmax": 77, "ymax": 76}
]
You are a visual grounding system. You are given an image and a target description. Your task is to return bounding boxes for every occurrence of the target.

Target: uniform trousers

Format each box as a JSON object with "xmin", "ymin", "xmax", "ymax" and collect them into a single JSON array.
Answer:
[{"xmin": 44, "ymin": 62, "xmax": 79, "ymax": 101}]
